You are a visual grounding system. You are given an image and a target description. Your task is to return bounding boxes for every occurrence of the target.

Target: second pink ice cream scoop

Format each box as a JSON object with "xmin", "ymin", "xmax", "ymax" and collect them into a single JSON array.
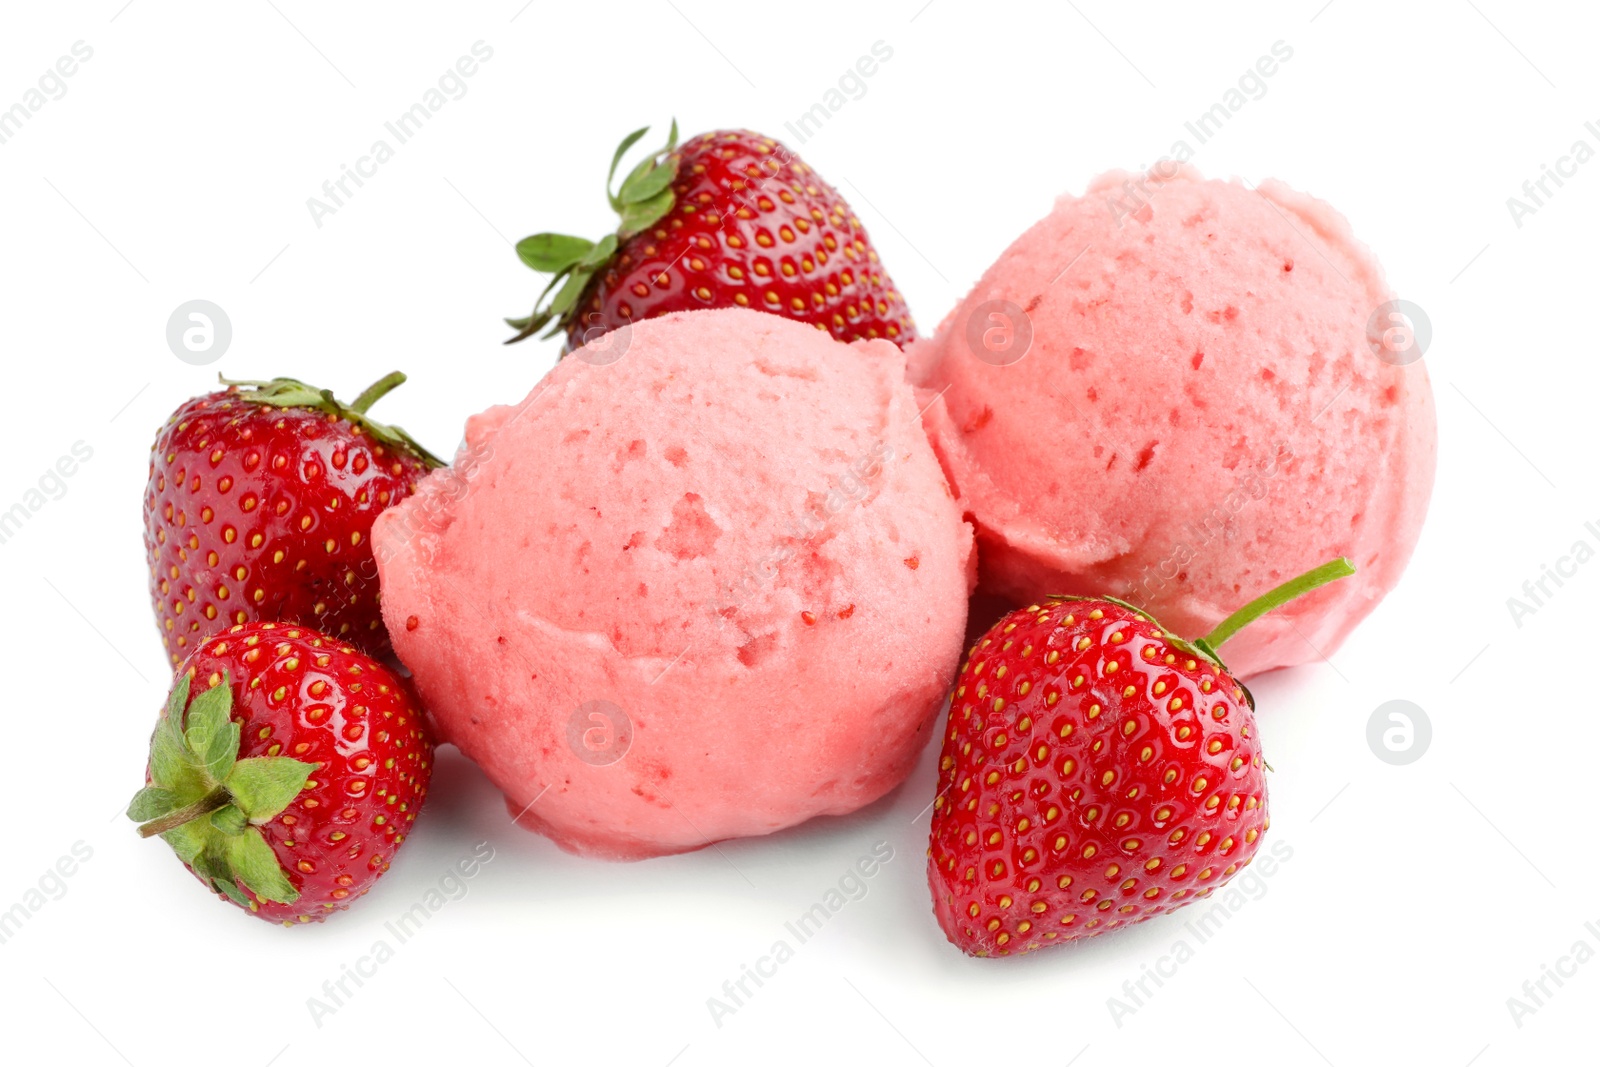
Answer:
[{"xmin": 911, "ymin": 165, "xmax": 1436, "ymax": 677}]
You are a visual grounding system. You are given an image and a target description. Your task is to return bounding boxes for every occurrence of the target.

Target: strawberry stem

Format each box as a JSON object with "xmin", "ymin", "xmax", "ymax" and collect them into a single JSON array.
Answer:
[
  {"xmin": 136, "ymin": 786, "xmax": 230, "ymax": 839},
  {"xmin": 1199, "ymin": 558, "xmax": 1356, "ymax": 652},
  {"xmin": 349, "ymin": 371, "xmax": 408, "ymax": 416}
]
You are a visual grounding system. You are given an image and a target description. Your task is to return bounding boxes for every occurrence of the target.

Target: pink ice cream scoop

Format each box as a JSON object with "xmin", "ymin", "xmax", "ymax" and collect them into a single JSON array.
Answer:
[
  {"xmin": 374, "ymin": 308, "xmax": 973, "ymax": 859},
  {"xmin": 911, "ymin": 165, "xmax": 1435, "ymax": 677}
]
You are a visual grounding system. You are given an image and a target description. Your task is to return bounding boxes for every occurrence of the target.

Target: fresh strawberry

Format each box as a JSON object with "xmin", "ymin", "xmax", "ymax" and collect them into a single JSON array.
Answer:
[
  {"xmin": 505, "ymin": 122, "xmax": 916, "ymax": 351},
  {"xmin": 144, "ymin": 373, "xmax": 441, "ymax": 666},
  {"xmin": 127, "ymin": 622, "xmax": 433, "ymax": 925},
  {"xmin": 926, "ymin": 559, "xmax": 1355, "ymax": 956}
]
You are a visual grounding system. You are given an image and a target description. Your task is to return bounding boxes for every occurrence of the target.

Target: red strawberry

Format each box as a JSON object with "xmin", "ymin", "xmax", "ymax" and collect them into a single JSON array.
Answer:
[
  {"xmin": 505, "ymin": 122, "xmax": 916, "ymax": 351},
  {"xmin": 144, "ymin": 373, "xmax": 441, "ymax": 666},
  {"xmin": 127, "ymin": 622, "xmax": 433, "ymax": 925},
  {"xmin": 926, "ymin": 559, "xmax": 1354, "ymax": 956}
]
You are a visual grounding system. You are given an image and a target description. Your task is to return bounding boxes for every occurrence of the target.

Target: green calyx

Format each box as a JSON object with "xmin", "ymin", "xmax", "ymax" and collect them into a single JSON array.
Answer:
[
  {"xmin": 128, "ymin": 672, "xmax": 317, "ymax": 907},
  {"xmin": 1051, "ymin": 557, "xmax": 1356, "ymax": 699},
  {"xmin": 219, "ymin": 371, "xmax": 444, "ymax": 468},
  {"xmin": 505, "ymin": 119, "xmax": 680, "ymax": 345}
]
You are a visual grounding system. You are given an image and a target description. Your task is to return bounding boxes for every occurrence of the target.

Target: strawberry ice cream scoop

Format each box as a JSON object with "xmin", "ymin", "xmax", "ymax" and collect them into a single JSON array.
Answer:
[
  {"xmin": 911, "ymin": 165, "xmax": 1435, "ymax": 677},
  {"xmin": 374, "ymin": 308, "xmax": 973, "ymax": 859}
]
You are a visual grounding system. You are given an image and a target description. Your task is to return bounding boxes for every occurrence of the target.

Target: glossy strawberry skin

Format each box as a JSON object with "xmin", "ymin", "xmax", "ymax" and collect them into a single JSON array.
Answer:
[
  {"xmin": 169, "ymin": 623, "xmax": 432, "ymax": 924},
  {"xmin": 144, "ymin": 390, "xmax": 432, "ymax": 665},
  {"xmin": 927, "ymin": 600, "xmax": 1269, "ymax": 956},
  {"xmin": 565, "ymin": 129, "xmax": 915, "ymax": 351}
]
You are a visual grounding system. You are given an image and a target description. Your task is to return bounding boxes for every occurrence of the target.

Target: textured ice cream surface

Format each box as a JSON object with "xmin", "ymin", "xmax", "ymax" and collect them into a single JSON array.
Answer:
[
  {"xmin": 375, "ymin": 308, "xmax": 973, "ymax": 859},
  {"xmin": 912, "ymin": 165, "xmax": 1435, "ymax": 677}
]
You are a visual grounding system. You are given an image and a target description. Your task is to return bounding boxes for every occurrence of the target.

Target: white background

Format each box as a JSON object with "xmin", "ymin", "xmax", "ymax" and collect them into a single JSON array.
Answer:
[{"xmin": 0, "ymin": 2, "xmax": 1594, "ymax": 1064}]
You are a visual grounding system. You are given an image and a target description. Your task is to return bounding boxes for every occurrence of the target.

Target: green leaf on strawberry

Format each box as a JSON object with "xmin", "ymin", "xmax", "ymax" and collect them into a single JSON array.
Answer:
[
  {"xmin": 215, "ymin": 372, "xmax": 444, "ymax": 469},
  {"xmin": 130, "ymin": 671, "xmax": 316, "ymax": 907},
  {"xmin": 197, "ymin": 838, "xmax": 255, "ymax": 906},
  {"xmin": 618, "ymin": 157, "xmax": 678, "ymax": 206},
  {"xmin": 506, "ymin": 120, "xmax": 683, "ymax": 345},
  {"xmin": 210, "ymin": 804, "xmax": 248, "ymax": 835},
  {"xmin": 226, "ymin": 828, "xmax": 299, "ymax": 904},
  {"xmin": 608, "ymin": 119, "xmax": 676, "ymax": 208},
  {"xmin": 126, "ymin": 786, "xmax": 179, "ymax": 822},
  {"xmin": 227, "ymin": 758, "xmax": 316, "ymax": 822},
  {"xmin": 166, "ymin": 672, "xmax": 192, "ymax": 718},
  {"xmin": 184, "ymin": 681, "xmax": 238, "ymax": 784},
  {"xmin": 549, "ymin": 269, "xmax": 592, "ymax": 315},
  {"xmin": 605, "ymin": 124, "xmax": 653, "ymax": 209},
  {"xmin": 161, "ymin": 823, "xmax": 204, "ymax": 867},
  {"xmin": 516, "ymin": 233, "xmax": 595, "ymax": 272},
  {"xmin": 149, "ymin": 675, "xmax": 207, "ymax": 796},
  {"xmin": 577, "ymin": 233, "xmax": 619, "ymax": 269},
  {"xmin": 617, "ymin": 187, "xmax": 674, "ymax": 238}
]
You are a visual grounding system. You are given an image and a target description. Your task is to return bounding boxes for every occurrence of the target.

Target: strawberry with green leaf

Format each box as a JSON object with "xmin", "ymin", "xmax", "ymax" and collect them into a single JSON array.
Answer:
[
  {"xmin": 927, "ymin": 560, "xmax": 1355, "ymax": 956},
  {"xmin": 128, "ymin": 622, "xmax": 433, "ymax": 925},
  {"xmin": 144, "ymin": 371, "xmax": 442, "ymax": 666},
  {"xmin": 506, "ymin": 122, "xmax": 916, "ymax": 351}
]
